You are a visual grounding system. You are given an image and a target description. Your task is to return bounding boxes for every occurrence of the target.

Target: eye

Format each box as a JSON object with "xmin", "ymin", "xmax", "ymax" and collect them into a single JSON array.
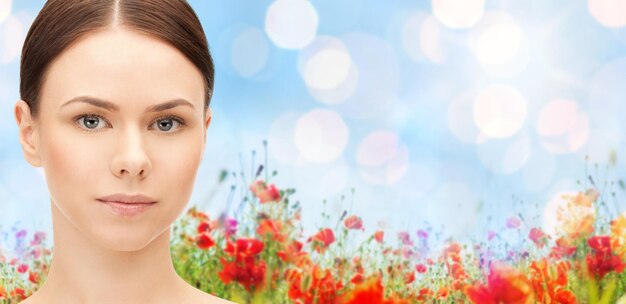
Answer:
[
  {"xmin": 150, "ymin": 115, "xmax": 186, "ymax": 134},
  {"xmin": 74, "ymin": 113, "xmax": 109, "ymax": 132}
]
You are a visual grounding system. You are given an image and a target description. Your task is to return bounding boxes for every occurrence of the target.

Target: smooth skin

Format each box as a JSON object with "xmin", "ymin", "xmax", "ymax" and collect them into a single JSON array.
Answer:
[{"xmin": 14, "ymin": 26, "xmax": 232, "ymax": 303}]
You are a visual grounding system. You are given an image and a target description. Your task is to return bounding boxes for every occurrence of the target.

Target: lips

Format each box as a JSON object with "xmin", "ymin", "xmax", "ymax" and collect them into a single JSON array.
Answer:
[{"xmin": 96, "ymin": 193, "xmax": 157, "ymax": 204}]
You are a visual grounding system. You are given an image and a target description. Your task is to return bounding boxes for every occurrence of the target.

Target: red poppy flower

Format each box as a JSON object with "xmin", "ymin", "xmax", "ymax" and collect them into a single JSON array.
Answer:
[
  {"xmin": 417, "ymin": 287, "xmax": 434, "ymax": 302},
  {"xmin": 529, "ymin": 258, "xmax": 575, "ymax": 303},
  {"xmin": 340, "ymin": 276, "xmax": 385, "ymax": 304},
  {"xmin": 277, "ymin": 240, "xmax": 305, "ymax": 264},
  {"xmin": 465, "ymin": 262, "xmax": 533, "ymax": 304},
  {"xmin": 586, "ymin": 235, "xmax": 625, "ymax": 280},
  {"xmin": 9, "ymin": 287, "xmax": 26, "ymax": 301},
  {"xmin": 549, "ymin": 237, "xmax": 577, "ymax": 259},
  {"xmin": 224, "ymin": 238, "xmax": 265, "ymax": 257},
  {"xmin": 28, "ymin": 271, "xmax": 40, "ymax": 285},
  {"xmin": 344, "ymin": 215, "xmax": 364, "ymax": 230},
  {"xmin": 218, "ymin": 257, "xmax": 266, "ymax": 292},
  {"xmin": 196, "ymin": 232, "xmax": 215, "ymax": 250},
  {"xmin": 404, "ymin": 271, "xmax": 415, "ymax": 284},
  {"xmin": 257, "ymin": 219, "xmax": 286, "ymax": 243},
  {"xmin": 308, "ymin": 228, "xmax": 335, "ymax": 254},
  {"xmin": 374, "ymin": 230, "xmax": 384, "ymax": 244},
  {"xmin": 250, "ymin": 180, "xmax": 281, "ymax": 203},
  {"xmin": 286, "ymin": 265, "xmax": 343, "ymax": 304},
  {"xmin": 350, "ymin": 272, "xmax": 364, "ymax": 284},
  {"xmin": 197, "ymin": 220, "xmax": 212, "ymax": 234},
  {"xmin": 587, "ymin": 235, "xmax": 611, "ymax": 253}
]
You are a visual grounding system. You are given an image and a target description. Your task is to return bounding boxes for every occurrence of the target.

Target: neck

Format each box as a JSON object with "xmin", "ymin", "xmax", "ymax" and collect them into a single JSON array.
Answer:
[{"xmin": 33, "ymin": 199, "xmax": 188, "ymax": 303}]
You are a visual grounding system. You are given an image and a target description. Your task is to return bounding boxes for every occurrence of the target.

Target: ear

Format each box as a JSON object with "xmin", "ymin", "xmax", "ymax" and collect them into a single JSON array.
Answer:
[
  {"xmin": 14, "ymin": 99, "xmax": 43, "ymax": 167},
  {"xmin": 203, "ymin": 107, "xmax": 212, "ymax": 144}
]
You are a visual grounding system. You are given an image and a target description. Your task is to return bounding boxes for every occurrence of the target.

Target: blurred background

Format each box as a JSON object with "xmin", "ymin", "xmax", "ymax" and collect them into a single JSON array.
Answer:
[{"xmin": 1, "ymin": 0, "xmax": 625, "ymax": 252}]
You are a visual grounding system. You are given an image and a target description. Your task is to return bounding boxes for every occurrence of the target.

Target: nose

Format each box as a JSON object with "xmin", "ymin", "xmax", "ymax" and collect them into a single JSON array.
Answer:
[{"xmin": 110, "ymin": 126, "xmax": 152, "ymax": 179}]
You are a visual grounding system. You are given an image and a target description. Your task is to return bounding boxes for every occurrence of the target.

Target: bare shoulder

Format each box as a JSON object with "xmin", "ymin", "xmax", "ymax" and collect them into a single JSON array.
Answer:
[
  {"xmin": 18, "ymin": 293, "xmax": 40, "ymax": 304},
  {"xmin": 186, "ymin": 287, "xmax": 236, "ymax": 304}
]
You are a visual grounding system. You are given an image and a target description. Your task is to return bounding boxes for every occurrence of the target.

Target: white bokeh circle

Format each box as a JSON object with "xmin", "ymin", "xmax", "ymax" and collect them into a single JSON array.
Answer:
[
  {"xmin": 432, "ymin": 0, "xmax": 485, "ymax": 29},
  {"xmin": 356, "ymin": 130, "xmax": 410, "ymax": 185},
  {"xmin": 536, "ymin": 99, "xmax": 589, "ymax": 154},
  {"xmin": 298, "ymin": 36, "xmax": 359, "ymax": 105},
  {"xmin": 294, "ymin": 109, "xmax": 349, "ymax": 163},
  {"xmin": 473, "ymin": 84, "xmax": 527, "ymax": 139},
  {"xmin": 265, "ymin": 0, "xmax": 319, "ymax": 49},
  {"xmin": 588, "ymin": 0, "xmax": 626, "ymax": 28}
]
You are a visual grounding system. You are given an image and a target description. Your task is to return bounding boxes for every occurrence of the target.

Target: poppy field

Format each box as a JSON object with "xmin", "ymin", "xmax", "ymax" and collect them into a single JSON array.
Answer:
[{"xmin": 1, "ymin": 155, "xmax": 625, "ymax": 303}]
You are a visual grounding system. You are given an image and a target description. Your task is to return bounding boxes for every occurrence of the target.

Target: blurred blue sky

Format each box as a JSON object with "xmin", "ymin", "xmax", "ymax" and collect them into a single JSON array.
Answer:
[{"xmin": 1, "ymin": 0, "xmax": 625, "ymax": 251}]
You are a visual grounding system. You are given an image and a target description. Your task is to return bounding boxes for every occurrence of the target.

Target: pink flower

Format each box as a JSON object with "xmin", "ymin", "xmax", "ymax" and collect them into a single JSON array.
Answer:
[
  {"xmin": 29, "ymin": 248, "xmax": 42, "ymax": 259},
  {"xmin": 17, "ymin": 263, "xmax": 28, "ymax": 273},
  {"xmin": 401, "ymin": 245, "xmax": 414, "ymax": 259},
  {"xmin": 15, "ymin": 229, "xmax": 27, "ymax": 239},
  {"xmin": 30, "ymin": 231, "xmax": 46, "ymax": 246},
  {"xmin": 417, "ymin": 229, "xmax": 429, "ymax": 239},
  {"xmin": 487, "ymin": 230, "xmax": 497, "ymax": 241},
  {"xmin": 225, "ymin": 218, "xmax": 238, "ymax": 236},
  {"xmin": 529, "ymin": 227, "xmax": 548, "ymax": 249},
  {"xmin": 506, "ymin": 217, "xmax": 521, "ymax": 229},
  {"xmin": 416, "ymin": 263, "xmax": 427, "ymax": 274},
  {"xmin": 398, "ymin": 231, "xmax": 414, "ymax": 246}
]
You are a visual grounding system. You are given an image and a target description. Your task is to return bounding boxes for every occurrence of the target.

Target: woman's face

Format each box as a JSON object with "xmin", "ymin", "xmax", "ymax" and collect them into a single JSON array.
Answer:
[{"xmin": 16, "ymin": 28, "xmax": 211, "ymax": 251}]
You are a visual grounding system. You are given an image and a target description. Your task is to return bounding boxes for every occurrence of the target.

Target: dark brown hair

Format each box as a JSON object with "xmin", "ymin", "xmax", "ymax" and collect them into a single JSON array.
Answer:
[{"xmin": 20, "ymin": 0, "xmax": 214, "ymax": 120}]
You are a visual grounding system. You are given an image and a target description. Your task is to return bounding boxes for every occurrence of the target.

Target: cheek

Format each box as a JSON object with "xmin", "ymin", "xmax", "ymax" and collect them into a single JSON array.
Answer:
[
  {"xmin": 157, "ymin": 138, "xmax": 203, "ymax": 201},
  {"xmin": 41, "ymin": 126, "xmax": 104, "ymax": 204}
]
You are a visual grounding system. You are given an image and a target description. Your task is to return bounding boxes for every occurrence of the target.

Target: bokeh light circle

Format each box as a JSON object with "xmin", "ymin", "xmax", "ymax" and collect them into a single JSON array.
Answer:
[
  {"xmin": 304, "ymin": 46, "xmax": 352, "ymax": 90},
  {"xmin": 1, "ymin": 14, "xmax": 24, "ymax": 64},
  {"xmin": 402, "ymin": 13, "xmax": 446, "ymax": 64},
  {"xmin": 294, "ymin": 109, "xmax": 349, "ymax": 163},
  {"xmin": 588, "ymin": 0, "xmax": 626, "ymax": 28},
  {"xmin": 356, "ymin": 130, "xmax": 410, "ymax": 185},
  {"xmin": 298, "ymin": 36, "xmax": 359, "ymax": 105},
  {"xmin": 0, "ymin": 0, "xmax": 11, "ymax": 24},
  {"xmin": 476, "ymin": 132, "xmax": 531, "ymax": 174},
  {"xmin": 473, "ymin": 84, "xmax": 527, "ymax": 139},
  {"xmin": 474, "ymin": 23, "xmax": 521, "ymax": 65},
  {"xmin": 537, "ymin": 99, "xmax": 589, "ymax": 154},
  {"xmin": 265, "ymin": 0, "xmax": 319, "ymax": 49},
  {"xmin": 542, "ymin": 190, "xmax": 594, "ymax": 238},
  {"xmin": 231, "ymin": 27, "xmax": 269, "ymax": 77},
  {"xmin": 432, "ymin": 0, "xmax": 485, "ymax": 29}
]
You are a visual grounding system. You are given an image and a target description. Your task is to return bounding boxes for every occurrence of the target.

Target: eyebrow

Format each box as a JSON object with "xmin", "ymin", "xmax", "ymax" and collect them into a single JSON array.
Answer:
[{"xmin": 60, "ymin": 96, "xmax": 196, "ymax": 113}]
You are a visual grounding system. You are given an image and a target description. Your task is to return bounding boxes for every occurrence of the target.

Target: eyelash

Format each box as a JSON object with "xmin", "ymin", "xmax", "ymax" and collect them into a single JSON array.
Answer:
[{"xmin": 73, "ymin": 112, "xmax": 186, "ymax": 135}]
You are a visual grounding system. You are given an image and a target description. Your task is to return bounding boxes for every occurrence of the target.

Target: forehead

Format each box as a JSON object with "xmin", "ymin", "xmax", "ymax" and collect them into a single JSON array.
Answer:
[{"xmin": 41, "ymin": 27, "xmax": 204, "ymax": 111}]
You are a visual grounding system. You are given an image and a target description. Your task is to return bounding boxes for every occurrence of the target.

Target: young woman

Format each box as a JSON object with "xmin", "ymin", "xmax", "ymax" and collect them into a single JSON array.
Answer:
[{"xmin": 13, "ymin": 0, "xmax": 232, "ymax": 303}]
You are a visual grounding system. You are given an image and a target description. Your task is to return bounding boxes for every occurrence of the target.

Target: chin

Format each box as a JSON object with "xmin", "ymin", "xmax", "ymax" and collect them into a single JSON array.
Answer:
[{"xmin": 87, "ymin": 225, "xmax": 162, "ymax": 252}]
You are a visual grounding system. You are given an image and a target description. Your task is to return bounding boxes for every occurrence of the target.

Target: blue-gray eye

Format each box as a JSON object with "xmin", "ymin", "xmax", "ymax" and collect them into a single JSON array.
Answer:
[
  {"xmin": 79, "ymin": 115, "xmax": 105, "ymax": 130},
  {"xmin": 156, "ymin": 118, "xmax": 174, "ymax": 131}
]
